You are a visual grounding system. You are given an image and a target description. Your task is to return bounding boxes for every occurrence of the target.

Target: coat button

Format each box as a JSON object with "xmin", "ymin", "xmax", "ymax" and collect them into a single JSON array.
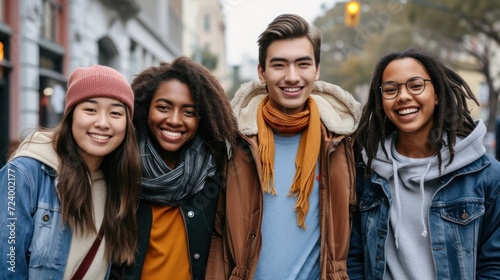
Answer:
[
  {"xmin": 42, "ymin": 214, "xmax": 50, "ymax": 222},
  {"xmin": 461, "ymin": 210, "xmax": 468, "ymax": 220},
  {"xmin": 193, "ymin": 253, "xmax": 200, "ymax": 259},
  {"xmin": 187, "ymin": 211, "xmax": 194, "ymax": 218}
]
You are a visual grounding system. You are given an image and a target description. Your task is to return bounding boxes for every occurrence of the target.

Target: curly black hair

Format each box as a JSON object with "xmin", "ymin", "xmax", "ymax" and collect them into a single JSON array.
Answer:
[
  {"xmin": 355, "ymin": 48, "xmax": 478, "ymax": 175},
  {"xmin": 131, "ymin": 56, "xmax": 238, "ymax": 164}
]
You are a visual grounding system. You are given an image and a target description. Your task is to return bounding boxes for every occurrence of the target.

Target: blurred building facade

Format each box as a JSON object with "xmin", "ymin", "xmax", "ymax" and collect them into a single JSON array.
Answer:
[
  {"xmin": 0, "ymin": 0, "xmax": 228, "ymax": 166},
  {"xmin": 182, "ymin": 0, "xmax": 229, "ymax": 89}
]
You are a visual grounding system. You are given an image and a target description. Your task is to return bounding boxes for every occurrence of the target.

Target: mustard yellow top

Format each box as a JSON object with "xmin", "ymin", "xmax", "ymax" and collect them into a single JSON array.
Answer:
[{"xmin": 141, "ymin": 205, "xmax": 191, "ymax": 279}]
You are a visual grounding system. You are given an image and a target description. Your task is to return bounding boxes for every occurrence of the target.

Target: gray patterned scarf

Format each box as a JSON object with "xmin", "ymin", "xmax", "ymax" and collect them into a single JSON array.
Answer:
[{"xmin": 139, "ymin": 135, "xmax": 217, "ymax": 206}]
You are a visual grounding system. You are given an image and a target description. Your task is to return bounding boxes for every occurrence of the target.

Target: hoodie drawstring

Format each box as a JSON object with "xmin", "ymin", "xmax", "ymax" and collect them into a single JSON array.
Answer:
[
  {"xmin": 392, "ymin": 159, "xmax": 401, "ymax": 249},
  {"xmin": 419, "ymin": 163, "xmax": 431, "ymax": 238},
  {"xmin": 393, "ymin": 160, "xmax": 432, "ymax": 249}
]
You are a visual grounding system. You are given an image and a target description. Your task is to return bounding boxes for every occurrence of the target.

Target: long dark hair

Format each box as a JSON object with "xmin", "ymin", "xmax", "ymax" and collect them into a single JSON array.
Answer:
[
  {"xmin": 355, "ymin": 48, "xmax": 478, "ymax": 175},
  {"xmin": 54, "ymin": 106, "xmax": 141, "ymax": 265},
  {"xmin": 132, "ymin": 56, "xmax": 238, "ymax": 165}
]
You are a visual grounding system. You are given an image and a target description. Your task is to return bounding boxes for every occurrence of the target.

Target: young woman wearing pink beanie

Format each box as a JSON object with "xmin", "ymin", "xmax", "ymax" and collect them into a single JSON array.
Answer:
[{"xmin": 0, "ymin": 65, "xmax": 141, "ymax": 279}]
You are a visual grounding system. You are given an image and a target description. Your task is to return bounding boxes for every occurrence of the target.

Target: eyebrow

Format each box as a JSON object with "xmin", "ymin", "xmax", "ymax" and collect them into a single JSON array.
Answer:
[
  {"xmin": 154, "ymin": 98, "xmax": 195, "ymax": 108},
  {"xmin": 269, "ymin": 55, "xmax": 314, "ymax": 64},
  {"xmin": 382, "ymin": 76, "xmax": 429, "ymax": 84},
  {"xmin": 83, "ymin": 99, "xmax": 125, "ymax": 108}
]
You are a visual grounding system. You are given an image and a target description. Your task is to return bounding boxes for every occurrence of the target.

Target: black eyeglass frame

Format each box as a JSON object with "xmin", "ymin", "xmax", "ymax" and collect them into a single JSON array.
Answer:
[{"xmin": 379, "ymin": 77, "xmax": 432, "ymax": 100}]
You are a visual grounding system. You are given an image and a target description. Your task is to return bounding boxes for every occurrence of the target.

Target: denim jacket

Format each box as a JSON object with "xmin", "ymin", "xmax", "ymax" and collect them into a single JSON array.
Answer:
[
  {"xmin": 0, "ymin": 157, "xmax": 111, "ymax": 279},
  {"xmin": 348, "ymin": 154, "xmax": 500, "ymax": 279}
]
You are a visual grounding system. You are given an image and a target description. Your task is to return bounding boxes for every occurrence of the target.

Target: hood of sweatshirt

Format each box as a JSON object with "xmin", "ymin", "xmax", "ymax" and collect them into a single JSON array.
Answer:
[
  {"xmin": 368, "ymin": 120, "xmax": 487, "ymax": 182},
  {"xmin": 364, "ymin": 120, "xmax": 487, "ymax": 247},
  {"xmin": 11, "ymin": 131, "xmax": 59, "ymax": 171},
  {"xmin": 231, "ymin": 80, "xmax": 361, "ymax": 136}
]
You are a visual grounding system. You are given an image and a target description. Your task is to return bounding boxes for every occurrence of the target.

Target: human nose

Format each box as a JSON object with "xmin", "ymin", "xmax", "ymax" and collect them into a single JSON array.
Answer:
[
  {"xmin": 285, "ymin": 65, "xmax": 300, "ymax": 83},
  {"xmin": 397, "ymin": 83, "xmax": 413, "ymax": 100},
  {"xmin": 166, "ymin": 110, "xmax": 182, "ymax": 126},
  {"xmin": 95, "ymin": 112, "xmax": 110, "ymax": 129}
]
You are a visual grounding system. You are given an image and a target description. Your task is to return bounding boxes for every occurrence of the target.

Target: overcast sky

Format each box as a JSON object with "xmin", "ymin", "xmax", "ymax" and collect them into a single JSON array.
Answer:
[{"xmin": 223, "ymin": 0, "xmax": 335, "ymax": 65}]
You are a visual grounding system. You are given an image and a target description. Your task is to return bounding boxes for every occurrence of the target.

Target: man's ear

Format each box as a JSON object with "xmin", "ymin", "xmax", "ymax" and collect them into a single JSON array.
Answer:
[{"xmin": 258, "ymin": 64, "xmax": 266, "ymax": 84}]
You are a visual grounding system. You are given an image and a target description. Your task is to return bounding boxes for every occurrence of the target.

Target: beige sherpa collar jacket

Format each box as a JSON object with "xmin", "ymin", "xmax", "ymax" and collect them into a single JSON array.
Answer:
[
  {"xmin": 207, "ymin": 80, "xmax": 361, "ymax": 280},
  {"xmin": 231, "ymin": 80, "xmax": 361, "ymax": 136}
]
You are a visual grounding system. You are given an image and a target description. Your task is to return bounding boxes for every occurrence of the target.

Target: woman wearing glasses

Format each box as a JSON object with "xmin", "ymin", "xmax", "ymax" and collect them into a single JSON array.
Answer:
[{"xmin": 348, "ymin": 48, "xmax": 500, "ymax": 279}]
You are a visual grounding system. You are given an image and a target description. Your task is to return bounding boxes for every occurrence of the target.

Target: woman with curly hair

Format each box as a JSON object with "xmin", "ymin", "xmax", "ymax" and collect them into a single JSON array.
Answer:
[
  {"xmin": 113, "ymin": 56, "xmax": 238, "ymax": 279},
  {"xmin": 348, "ymin": 48, "xmax": 500, "ymax": 279}
]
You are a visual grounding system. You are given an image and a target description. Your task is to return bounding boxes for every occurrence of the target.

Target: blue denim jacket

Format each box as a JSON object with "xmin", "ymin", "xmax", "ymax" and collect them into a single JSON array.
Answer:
[
  {"xmin": 0, "ymin": 157, "xmax": 110, "ymax": 279},
  {"xmin": 348, "ymin": 154, "xmax": 500, "ymax": 279}
]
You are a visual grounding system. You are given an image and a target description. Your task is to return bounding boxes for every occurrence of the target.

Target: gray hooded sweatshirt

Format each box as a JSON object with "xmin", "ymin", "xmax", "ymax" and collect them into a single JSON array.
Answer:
[{"xmin": 365, "ymin": 120, "xmax": 487, "ymax": 279}]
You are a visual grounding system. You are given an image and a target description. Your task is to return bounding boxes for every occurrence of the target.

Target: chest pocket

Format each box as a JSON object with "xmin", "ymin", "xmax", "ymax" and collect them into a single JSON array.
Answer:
[
  {"xmin": 438, "ymin": 199, "xmax": 485, "ymax": 225},
  {"xmin": 30, "ymin": 207, "xmax": 56, "ymax": 258},
  {"xmin": 358, "ymin": 189, "xmax": 385, "ymax": 212}
]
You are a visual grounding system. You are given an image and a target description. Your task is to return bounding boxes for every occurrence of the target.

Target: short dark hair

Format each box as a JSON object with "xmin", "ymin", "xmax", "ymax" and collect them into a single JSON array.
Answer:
[{"xmin": 257, "ymin": 14, "xmax": 322, "ymax": 71}]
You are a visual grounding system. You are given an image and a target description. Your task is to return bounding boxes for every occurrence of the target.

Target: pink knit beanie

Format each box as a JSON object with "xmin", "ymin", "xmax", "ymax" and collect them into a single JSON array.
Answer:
[{"xmin": 65, "ymin": 65, "xmax": 134, "ymax": 115}]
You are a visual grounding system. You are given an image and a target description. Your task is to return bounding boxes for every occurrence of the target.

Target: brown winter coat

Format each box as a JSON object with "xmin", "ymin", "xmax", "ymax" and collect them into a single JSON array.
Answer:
[{"xmin": 206, "ymin": 81, "xmax": 361, "ymax": 280}]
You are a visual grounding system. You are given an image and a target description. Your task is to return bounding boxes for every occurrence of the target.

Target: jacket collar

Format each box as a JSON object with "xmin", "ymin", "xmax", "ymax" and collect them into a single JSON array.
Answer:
[{"xmin": 231, "ymin": 81, "xmax": 361, "ymax": 136}]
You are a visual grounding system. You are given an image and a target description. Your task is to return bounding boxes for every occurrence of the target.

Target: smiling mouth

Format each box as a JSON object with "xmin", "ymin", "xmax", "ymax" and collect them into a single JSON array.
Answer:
[
  {"xmin": 161, "ymin": 129, "xmax": 182, "ymax": 138},
  {"xmin": 281, "ymin": 87, "xmax": 304, "ymax": 96},
  {"xmin": 89, "ymin": 134, "xmax": 110, "ymax": 140},
  {"xmin": 397, "ymin": 108, "xmax": 419, "ymax": 115},
  {"xmin": 282, "ymin": 87, "xmax": 302, "ymax": 92}
]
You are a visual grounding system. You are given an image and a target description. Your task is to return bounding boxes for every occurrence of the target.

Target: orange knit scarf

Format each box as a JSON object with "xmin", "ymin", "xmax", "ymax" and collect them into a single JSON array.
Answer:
[{"xmin": 257, "ymin": 96, "xmax": 321, "ymax": 229}]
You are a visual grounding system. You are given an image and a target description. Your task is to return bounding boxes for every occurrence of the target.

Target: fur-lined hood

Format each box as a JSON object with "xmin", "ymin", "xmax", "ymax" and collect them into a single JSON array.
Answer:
[{"xmin": 231, "ymin": 80, "xmax": 362, "ymax": 136}]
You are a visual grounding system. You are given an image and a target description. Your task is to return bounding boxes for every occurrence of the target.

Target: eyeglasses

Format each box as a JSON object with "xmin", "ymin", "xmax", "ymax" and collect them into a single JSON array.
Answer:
[{"xmin": 380, "ymin": 77, "xmax": 432, "ymax": 100}]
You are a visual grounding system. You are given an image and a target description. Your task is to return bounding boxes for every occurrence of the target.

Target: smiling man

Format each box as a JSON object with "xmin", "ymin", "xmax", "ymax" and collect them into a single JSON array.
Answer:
[{"xmin": 206, "ymin": 14, "xmax": 361, "ymax": 280}]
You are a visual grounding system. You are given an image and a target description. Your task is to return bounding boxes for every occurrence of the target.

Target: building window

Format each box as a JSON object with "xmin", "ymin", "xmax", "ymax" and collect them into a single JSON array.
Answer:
[
  {"xmin": 40, "ymin": 0, "xmax": 59, "ymax": 41},
  {"xmin": 204, "ymin": 14, "xmax": 210, "ymax": 32},
  {"xmin": 98, "ymin": 36, "xmax": 119, "ymax": 68},
  {"xmin": 39, "ymin": 46, "xmax": 64, "ymax": 128}
]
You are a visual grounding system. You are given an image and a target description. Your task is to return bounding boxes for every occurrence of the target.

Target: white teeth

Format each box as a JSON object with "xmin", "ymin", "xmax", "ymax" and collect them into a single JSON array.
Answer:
[
  {"xmin": 162, "ymin": 130, "xmax": 181, "ymax": 137},
  {"xmin": 89, "ymin": 134, "xmax": 110, "ymax": 140},
  {"xmin": 398, "ymin": 108, "xmax": 418, "ymax": 115},
  {"xmin": 283, "ymin": 87, "xmax": 300, "ymax": 92}
]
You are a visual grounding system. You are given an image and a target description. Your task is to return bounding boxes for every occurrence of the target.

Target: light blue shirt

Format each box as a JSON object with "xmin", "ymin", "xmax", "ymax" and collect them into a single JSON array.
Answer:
[{"xmin": 254, "ymin": 133, "xmax": 320, "ymax": 280}]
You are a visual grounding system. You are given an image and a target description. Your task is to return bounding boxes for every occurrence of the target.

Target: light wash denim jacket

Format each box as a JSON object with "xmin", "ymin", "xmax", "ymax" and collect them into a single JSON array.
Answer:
[
  {"xmin": 0, "ymin": 157, "xmax": 110, "ymax": 279},
  {"xmin": 347, "ymin": 154, "xmax": 500, "ymax": 279}
]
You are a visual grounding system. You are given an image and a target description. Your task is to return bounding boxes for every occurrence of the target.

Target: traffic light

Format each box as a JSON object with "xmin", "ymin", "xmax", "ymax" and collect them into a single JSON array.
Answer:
[{"xmin": 345, "ymin": 1, "xmax": 360, "ymax": 27}]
